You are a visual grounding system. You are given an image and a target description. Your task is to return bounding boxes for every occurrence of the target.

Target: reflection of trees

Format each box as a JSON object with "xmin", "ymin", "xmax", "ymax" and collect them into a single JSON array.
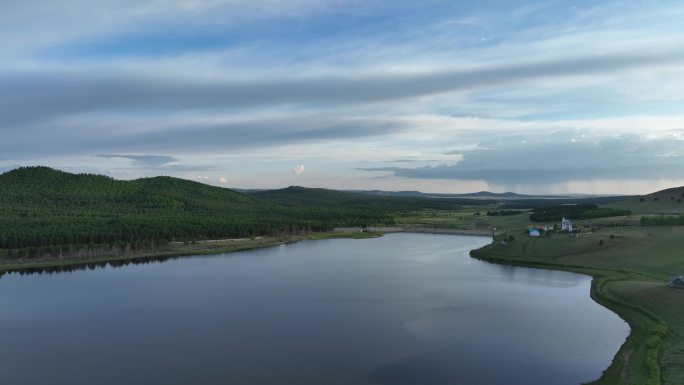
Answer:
[{"xmin": 0, "ymin": 254, "xmax": 191, "ymax": 278}]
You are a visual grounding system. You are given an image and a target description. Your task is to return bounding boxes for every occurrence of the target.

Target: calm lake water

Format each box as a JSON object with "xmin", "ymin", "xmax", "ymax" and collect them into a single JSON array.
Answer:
[{"xmin": 0, "ymin": 233, "xmax": 628, "ymax": 385}]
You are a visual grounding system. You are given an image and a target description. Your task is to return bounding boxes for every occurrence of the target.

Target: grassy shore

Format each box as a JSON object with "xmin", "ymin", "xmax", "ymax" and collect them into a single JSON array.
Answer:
[
  {"xmin": 394, "ymin": 209, "xmax": 682, "ymax": 384},
  {"xmin": 471, "ymin": 225, "xmax": 684, "ymax": 385}
]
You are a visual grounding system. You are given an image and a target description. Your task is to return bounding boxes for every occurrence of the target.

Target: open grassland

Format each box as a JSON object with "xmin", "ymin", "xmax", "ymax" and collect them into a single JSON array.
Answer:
[
  {"xmin": 471, "ymin": 226, "xmax": 684, "ymax": 385},
  {"xmin": 607, "ymin": 187, "xmax": 684, "ymax": 215},
  {"xmin": 397, "ymin": 208, "xmax": 640, "ymax": 233},
  {"xmin": 396, "ymin": 208, "xmax": 533, "ymax": 232}
]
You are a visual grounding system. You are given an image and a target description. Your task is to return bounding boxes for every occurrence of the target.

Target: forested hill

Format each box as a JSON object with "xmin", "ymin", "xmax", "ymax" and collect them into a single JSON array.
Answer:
[
  {"xmin": 250, "ymin": 186, "xmax": 475, "ymax": 210},
  {"xmin": 0, "ymin": 166, "xmax": 254, "ymax": 207},
  {"xmin": 0, "ymin": 167, "xmax": 461, "ymax": 257}
]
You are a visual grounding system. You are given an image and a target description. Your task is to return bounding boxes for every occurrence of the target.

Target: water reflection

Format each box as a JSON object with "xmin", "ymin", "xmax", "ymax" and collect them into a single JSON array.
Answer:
[
  {"xmin": 0, "ymin": 252, "xmax": 233, "ymax": 278},
  {"xmin": 492, "ymin": 263, "xmax": 586, "ymax": 288},
  {"xmin": 0, "ymin": 233, "xmax": 628, "ymax": 385}
]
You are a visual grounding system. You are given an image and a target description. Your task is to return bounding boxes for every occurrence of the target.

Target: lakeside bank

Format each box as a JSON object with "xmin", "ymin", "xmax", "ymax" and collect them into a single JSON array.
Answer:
[
  {"xmin": 0, "ymin": 227, "xmax": 492, "ymax": 274},
  {"xmin": 0, "ymin": 232, "xmax": 369, "ymax": 274},
  {"xmin": 1, "ymin": 225, "xmax": 676, "ymax": 385},
  {"xmin": 335, "ymin": 226, "xmax": 492, "ymax": 237},
  {"xmin": 469, "ymin": 227, "xmax": 684, "ymax": 385}
]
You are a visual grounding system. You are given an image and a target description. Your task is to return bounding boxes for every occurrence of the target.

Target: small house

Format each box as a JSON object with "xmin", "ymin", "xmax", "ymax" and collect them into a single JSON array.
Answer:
[{"xmin": 669, "ymin": 276, "xmax": 684, "ymax": 289}]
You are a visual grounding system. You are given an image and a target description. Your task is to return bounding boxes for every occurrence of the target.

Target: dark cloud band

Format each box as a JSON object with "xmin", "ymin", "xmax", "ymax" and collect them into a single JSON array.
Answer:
[{"xmin": 1, "ymin": 48, "xmax": 683, "ymax": 127}]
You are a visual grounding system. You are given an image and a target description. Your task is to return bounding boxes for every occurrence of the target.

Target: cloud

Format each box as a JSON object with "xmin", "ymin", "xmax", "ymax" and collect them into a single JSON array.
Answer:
[
  {"xmin": 3, "ymin": 47, "xmax": 684, "ymax": 128},
  {"xmin": 94, "ymin": 154, "xmax": 215, "ymax": 172},
  {"xmin": 3, "ymin": 0, "xmax": 684, "ymax": 194},
  {"xmin": 360, "ymin": 132, "xmax": 684, "ymax": 185},
  {"xmin": 0, "ymin": 0, "xmax": 368, "ymax": 55},
  {"xmin": 0, "ymin": 115, "xmax": 406, "ymax": 160},
  {"xmin": 363, "ymin": 164, "xmax": 684, "ymax": 184},
  {"xmin": 292, "ymin": 164, "xmax": 305, "ymax": 175},
  {"xmin": 219, "ymin": 175, "xmax": 228, "ymax": 184},
  {"xmin": 96, "ymin": 154, "xmax": 177, "ymax": 167}
]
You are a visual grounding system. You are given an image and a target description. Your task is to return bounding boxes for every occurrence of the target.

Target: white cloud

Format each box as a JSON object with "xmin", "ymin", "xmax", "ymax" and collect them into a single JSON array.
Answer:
[
  {"xmin": 219, "ymin": 175, "xmax": 228, "ymax": 184},
  {"xmin": 3, "ymin": 0, "xmax": 684, "ymax": 194}
]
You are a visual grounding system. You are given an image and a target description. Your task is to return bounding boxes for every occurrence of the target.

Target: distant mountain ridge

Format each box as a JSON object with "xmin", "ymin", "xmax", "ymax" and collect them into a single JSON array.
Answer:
[
  {"xmin": 250, "ymin": 186, "xmax": 483, "ymax": 209},
  {"xmin": 349, "ymin": 189, "xmax": 628, "ymax": 200}
]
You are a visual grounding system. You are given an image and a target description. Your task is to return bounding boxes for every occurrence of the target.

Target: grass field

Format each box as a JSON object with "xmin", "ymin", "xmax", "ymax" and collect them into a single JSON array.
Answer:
[
  {"xmin": 396, "ymin": 207, "xmax": 534, "ymax": 232},
  {"xmin": 607, "ymin": 186, "xmax": 684, "ymax": 215},
  {"xmin": 396, "ymin": 208, "xmax": 640, "ymax": 233}
]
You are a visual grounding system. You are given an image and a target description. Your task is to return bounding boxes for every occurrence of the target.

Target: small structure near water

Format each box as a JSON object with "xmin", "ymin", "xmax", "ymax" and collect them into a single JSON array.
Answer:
[{"xmin": 669, "ymin": 276, "xmax": 684, "ymax": 288}]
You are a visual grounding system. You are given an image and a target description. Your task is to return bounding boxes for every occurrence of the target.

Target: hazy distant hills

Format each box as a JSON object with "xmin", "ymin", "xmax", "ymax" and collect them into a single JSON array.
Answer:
[
  {"xmin": 351, "ymin": 189, "xmax": 627, "ymax": 201},
  {"xmin": 352, "ymin": 189, "xmax": 527, "ymax": 198},
  {"xmin": 251, "ymin": 186, "xmax": 495, "ymax": 208}
]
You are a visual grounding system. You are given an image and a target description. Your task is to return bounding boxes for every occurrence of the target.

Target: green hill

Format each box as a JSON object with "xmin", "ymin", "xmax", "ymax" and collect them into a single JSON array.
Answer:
[
  {"xmin": 607, "ymin": 186, "xmax": 684, "ymax": 215},
  {"xmin": 251, "ymin": 186, "xmax": 465, "ymax": 210},
  {"xmin": 0, "ymin": 167, "xmax": 395, "ymax": 256},
  {"xmin": 0, "ymin": 167, "xmax": 464, "ymax": 258}
]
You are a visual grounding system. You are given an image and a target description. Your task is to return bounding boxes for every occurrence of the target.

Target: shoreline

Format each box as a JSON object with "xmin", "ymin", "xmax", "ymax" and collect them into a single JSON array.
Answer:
[
  {"xmin": 0, "ymin": 228, "xmax": 661, "ymax": 384},
  {"xmin": 469, "ymin": 238, "xmax": 667, "ymax": 385},
  {"xmin": 0, "ymin": 227, "xmax": 490, "ymax": 274},
  {"xmin": 0, "ymin": 230, "xmax": 384, "ymax": 274},
  {"xmin": 336, "ymin": 226, "xmax": 493, "ymax": 237}
]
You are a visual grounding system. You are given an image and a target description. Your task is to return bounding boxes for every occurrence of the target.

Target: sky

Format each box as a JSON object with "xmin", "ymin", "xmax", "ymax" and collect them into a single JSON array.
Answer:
[{"xmin": 1, "ymin": 0, "xmax": 684, "ymax": 194}]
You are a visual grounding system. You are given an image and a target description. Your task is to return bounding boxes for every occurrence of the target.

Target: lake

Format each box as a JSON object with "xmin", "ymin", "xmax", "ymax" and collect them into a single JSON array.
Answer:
[{"xmin": 0, "ymin": 233, "xmax": 628, "ymax": 385}]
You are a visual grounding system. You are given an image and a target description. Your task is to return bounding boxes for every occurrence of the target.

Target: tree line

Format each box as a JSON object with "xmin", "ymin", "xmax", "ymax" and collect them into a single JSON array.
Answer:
[
  {"xmin": 640, "ymin": 215, "xmax": 684, "ymax": 226},
  {"xmin": 0, "ymin": 167, "xmax": 462, "ymax": 258},
  {"xmin": 529, "ymin": 204, "xmax": 630, "ymax": 222}
]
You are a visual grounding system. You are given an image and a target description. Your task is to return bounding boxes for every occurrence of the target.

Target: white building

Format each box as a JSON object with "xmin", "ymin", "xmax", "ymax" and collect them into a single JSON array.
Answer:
[{"xmin": 561, "ymin": 217, "xmax": 573, "ymax": 232}]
